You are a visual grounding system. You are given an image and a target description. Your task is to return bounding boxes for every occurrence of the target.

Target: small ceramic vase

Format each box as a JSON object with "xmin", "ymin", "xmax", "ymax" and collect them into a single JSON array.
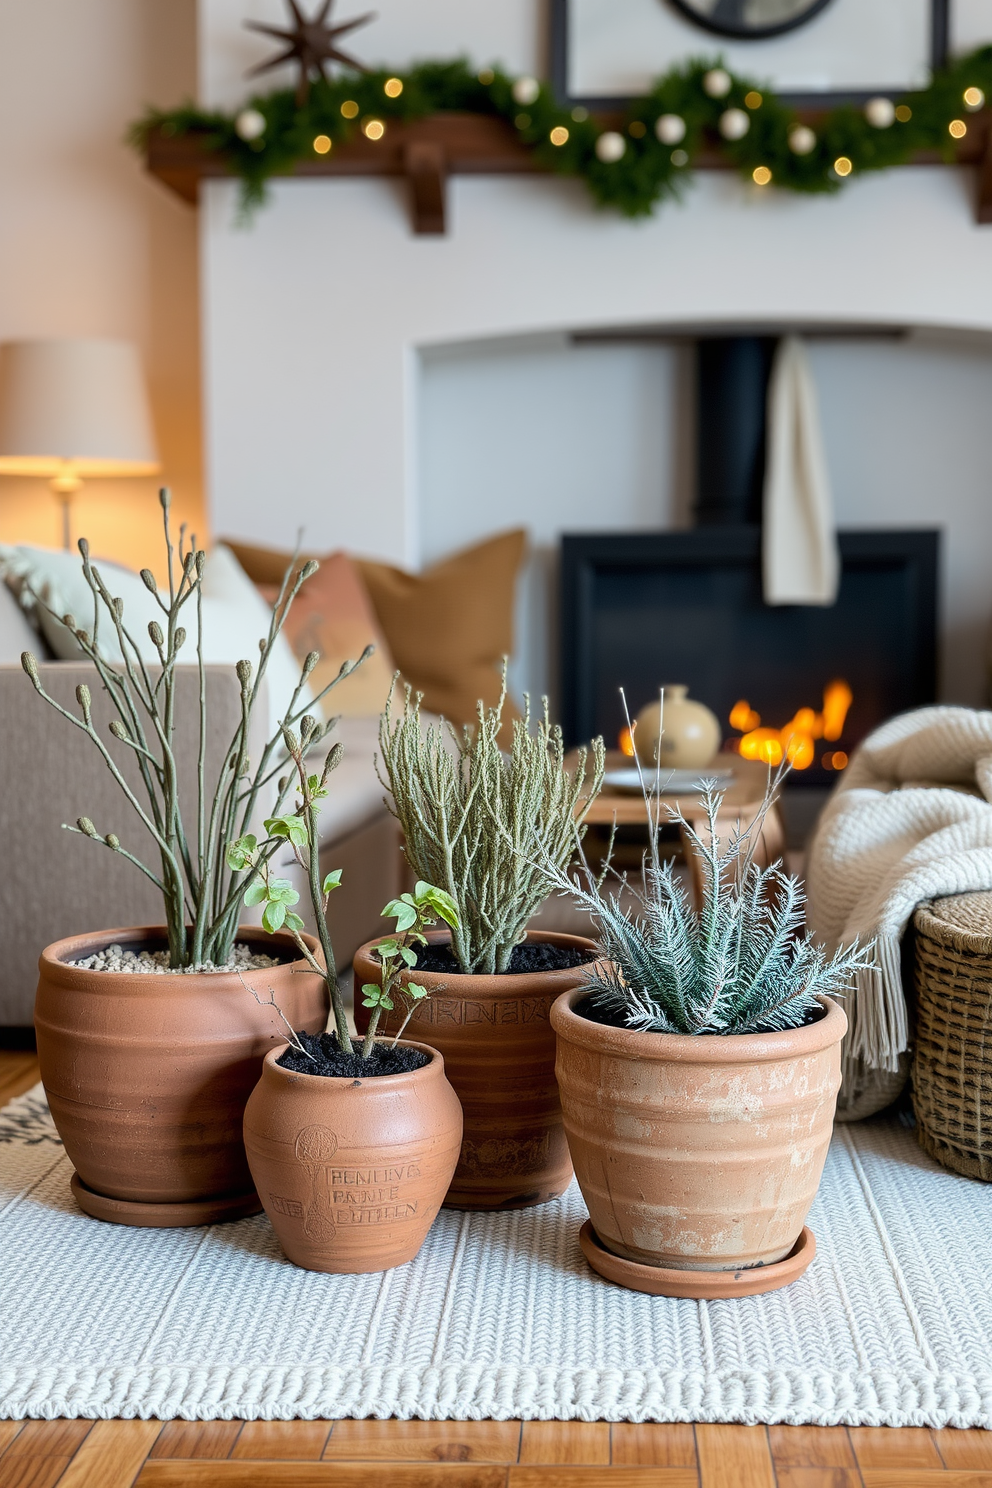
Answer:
[{"xmin": 635, "ymin": 685, "xmax": 721, "ymax": 769}]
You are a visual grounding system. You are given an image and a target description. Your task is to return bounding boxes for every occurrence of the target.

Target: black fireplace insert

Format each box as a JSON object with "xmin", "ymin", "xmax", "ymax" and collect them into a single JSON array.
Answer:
[{"xmin": 560, "ymin": 528, "xmax": 939, "ymax": 788}]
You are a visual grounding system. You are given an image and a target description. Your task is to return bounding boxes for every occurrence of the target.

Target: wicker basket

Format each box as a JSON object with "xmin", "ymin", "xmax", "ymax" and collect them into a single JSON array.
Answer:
[{"xmin": 912, "ymin": 892, "xmax": 992, "ymax": 1182}]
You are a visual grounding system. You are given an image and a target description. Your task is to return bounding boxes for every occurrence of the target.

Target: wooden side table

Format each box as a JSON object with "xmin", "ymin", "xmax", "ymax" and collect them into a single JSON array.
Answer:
[{"xmin": 574, "ymin": 752, "xmax": 786, "ymax": 903}]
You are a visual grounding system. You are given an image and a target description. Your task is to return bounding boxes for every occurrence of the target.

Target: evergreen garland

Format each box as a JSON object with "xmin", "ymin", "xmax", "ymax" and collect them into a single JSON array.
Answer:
[{"xmin": 131, "ymin": 47, "xmax": 992, "ymax": 220}]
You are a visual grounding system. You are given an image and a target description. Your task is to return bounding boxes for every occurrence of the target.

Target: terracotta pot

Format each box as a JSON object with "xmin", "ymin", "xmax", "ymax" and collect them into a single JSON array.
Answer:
[
  {"xmin": 354, "ymin": 930, "xmax": 596, "ymax": 1210},
  {"xmin": 35, "ymin": 925, "xmax": 328, "ymax": 1226},
  {"xmin": 552, "ymin": 989, "xmax": 847, "ymax": 1273},
  {"xmin": 243, "ymin": 1039, "xmax": 463, "ymax": 1272}
]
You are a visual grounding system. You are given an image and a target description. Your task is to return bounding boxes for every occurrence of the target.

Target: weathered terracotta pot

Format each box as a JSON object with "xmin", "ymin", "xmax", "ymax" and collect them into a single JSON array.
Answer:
[
  {"xmin": 35, "ymin": 925, "xmax": 327, "ymax": 1227},
  {"xmin": 354, "ymin": 931, "xmax": 596, "ymax": 1210},
  {"xmin": 552, "ymin": 989, "xmax": 847, "ymax": 1273},
  {"xmin": 244, "ymin": 1039, "xmax": 462, "ymax": 1272}
]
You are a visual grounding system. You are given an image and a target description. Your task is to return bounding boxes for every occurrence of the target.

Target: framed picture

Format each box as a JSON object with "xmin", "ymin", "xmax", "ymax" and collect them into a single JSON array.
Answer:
[{"xmin": 550, "ymin": 0, "xmax": 950, "ymax": 108}]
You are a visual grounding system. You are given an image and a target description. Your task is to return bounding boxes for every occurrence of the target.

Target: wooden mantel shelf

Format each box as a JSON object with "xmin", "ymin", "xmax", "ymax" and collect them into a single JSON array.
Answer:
[{"xmin": 145, "ymin": 109, "xmax": 992, "ymax": 234}]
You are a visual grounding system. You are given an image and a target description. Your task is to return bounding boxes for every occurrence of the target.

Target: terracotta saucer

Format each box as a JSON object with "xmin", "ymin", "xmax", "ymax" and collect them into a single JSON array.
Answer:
[
  {"xmin": 579, "ymin": 1220, "xmax": 816, "ymax": 1298},
  {"xmin": 70, "ymin": 1171, "xmax": 263, "ymax": 1228}
]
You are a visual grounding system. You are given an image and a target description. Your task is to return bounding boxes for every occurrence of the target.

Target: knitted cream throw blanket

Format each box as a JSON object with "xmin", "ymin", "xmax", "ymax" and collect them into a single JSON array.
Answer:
[{"xmin": 805, "ymin": 706, "xmax": 992, "ymax": 1107}]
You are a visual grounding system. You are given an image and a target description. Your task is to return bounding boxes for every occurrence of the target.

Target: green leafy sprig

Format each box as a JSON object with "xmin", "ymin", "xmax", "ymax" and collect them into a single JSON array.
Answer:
[
  {"xmin": 130, "ymin": 48, "xmax": 992, "ymax": 220},
  {"xmin": 359, "ymin": 882, "xmax": 460, "ymax": 1056}
]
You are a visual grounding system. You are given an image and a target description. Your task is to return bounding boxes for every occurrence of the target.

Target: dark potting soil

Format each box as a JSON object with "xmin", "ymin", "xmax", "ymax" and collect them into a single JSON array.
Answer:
[
  {"xmin": 575, "ymin": 995, "xmax": 827, "ymax": 1036},
  {"xmin": 413, "ymin": 942, "xmax": 595, "ymax": 975},
  {"xmin": 277, "ymin": 1029, "xmax": 430, "ymax": 1079}
]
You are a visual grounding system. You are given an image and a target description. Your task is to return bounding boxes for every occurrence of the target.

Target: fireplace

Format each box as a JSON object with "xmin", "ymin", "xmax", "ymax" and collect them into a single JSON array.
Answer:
[{"xmin": 559, "ymin": 527, "xmax": 939, "ymax": 787}]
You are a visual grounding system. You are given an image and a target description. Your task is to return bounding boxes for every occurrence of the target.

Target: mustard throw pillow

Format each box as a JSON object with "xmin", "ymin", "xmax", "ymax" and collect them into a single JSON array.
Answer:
[{"xmin": 356, "ymin": 529, "xmax": 525, "ymax": 726}]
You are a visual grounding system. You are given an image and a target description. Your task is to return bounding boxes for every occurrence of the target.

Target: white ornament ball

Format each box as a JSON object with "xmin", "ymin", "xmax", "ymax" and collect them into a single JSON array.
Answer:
[
  {"xmin": 512, "ymin": 75, "xmax": 540, "ymax": 106},
  {"xmin": 655, "ymin": 113, "xmax": 687, "ymax": 145},
  {"xmin": 235, "ymin": 108, "xmax": 266, "ymax": 142},
  {"xmin": 703, "ymin": 68, "xmax": 732, "ymax": 99},
  {"xmin": 719, "ymin": 108, "xmax": 750, "ymax": 141},
  {"xmin": 865, "ymin": 96, "xmax": 895, "ymax": 129},
  {"xmin": 788, "ymin": 124, "xmax": 817, "ymax": 155},
  {"xmin": 595, "ymin": 130, "xmax": 627, "ymax": 163}
]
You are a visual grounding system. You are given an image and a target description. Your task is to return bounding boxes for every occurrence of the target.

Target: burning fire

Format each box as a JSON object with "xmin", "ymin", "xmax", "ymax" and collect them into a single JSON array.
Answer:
[{"xmin": 730, "ymin": 680, "xmax": 853, "ymax": 770}]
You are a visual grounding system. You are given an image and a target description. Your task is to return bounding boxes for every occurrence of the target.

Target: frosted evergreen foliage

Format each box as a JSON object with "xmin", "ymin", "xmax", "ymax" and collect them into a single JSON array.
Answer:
[{"xmin": 551, "ymin": 774, "xmax": 869, "ymax": 1037}]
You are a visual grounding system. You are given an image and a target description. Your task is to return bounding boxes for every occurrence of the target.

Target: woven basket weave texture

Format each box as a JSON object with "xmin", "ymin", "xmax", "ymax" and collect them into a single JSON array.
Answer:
[{"xmin": 913, "ymin": 892, "xmax": 992, "ymax": 1182}]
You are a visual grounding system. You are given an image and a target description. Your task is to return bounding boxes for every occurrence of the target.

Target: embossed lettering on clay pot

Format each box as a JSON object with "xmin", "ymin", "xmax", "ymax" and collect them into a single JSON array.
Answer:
[
  {"xmin": 243, "ymin": 1040, "xmax": 463, "ymax": 1272},
  {"xmin": 354, "ymin": 931, "xmax": 596, "ymax": 1211},
  {"xmin": 552, "ymin": 988, "xmax": 846, "ymax": 1289},
  {"xmin": 35, "ymin": 925, "xmax": 328, "ymax": 1228}
]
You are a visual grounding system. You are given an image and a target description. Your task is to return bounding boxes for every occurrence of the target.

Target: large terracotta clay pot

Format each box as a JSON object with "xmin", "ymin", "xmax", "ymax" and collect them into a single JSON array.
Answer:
[
  {"xmin": 552, "ymin": 989, "xmax": 846, "ymax": 1274},
  {"xmin": 354, "ymin": 930, "xmax": 596, "ymax": 1211},
  {"xmin": 243, "ymin": 1040, "xmax": 463, "ymax": 1272},
  {"xmin": 35, "ymin": 924, "xmax": 327, "ymax": 1227}
]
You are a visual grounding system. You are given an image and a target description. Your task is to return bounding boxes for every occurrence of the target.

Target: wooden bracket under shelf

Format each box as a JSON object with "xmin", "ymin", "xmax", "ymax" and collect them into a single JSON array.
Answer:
[{"xmin": 144, "ymin": 109, "xmax": 992, "ymax": 233}]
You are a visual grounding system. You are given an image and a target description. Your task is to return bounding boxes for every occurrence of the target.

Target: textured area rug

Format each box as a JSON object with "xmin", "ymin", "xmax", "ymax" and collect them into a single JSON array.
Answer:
[{"xmin": 1, "ymin": 1085, "xmax": 990, "ymax": 1428}]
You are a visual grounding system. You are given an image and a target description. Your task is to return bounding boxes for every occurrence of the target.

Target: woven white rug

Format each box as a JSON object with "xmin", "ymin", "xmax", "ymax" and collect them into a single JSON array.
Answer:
[{"xmin": 1, "ymin": 1084, "xmax": 990, "ymax": 1428}]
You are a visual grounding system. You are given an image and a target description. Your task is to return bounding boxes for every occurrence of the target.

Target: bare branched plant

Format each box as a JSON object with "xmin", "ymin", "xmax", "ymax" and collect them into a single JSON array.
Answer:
[
  {"xmin": 539, "ymin": 692, "xmax": 871, "ymax": 1035},
  {"xmin": 20, "ymin": 489, "xmax": 368, "ymax": 968},
  {"xmin": 378, "ymin": 669, "xmax": 605, "ymax": 975}
]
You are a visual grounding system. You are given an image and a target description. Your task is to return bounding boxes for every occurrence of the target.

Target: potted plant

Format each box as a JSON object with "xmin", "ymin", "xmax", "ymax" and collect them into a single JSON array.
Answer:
[
  {"xmin": 23, "ymin": 491, "xmax": 364, "ymax": 1227},
  {"xmin": 234, "ymin": 725, "xmax": 463, "ymax": 1272},
  {"xmin": 546, "ymin": 755, "xmax": 868, "ymax": 1298},
  {"xmin": 353, "ymin": 677, "xmax": 605, "ymax": 1211}
]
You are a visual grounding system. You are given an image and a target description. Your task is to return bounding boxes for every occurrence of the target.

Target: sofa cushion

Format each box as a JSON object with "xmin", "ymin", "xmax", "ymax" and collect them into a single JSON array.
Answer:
[
  {"xmin": 356, "ymin": 530, "xmax": 525, "ymax": 726},
  {"xmin": 0, "ymin": 572, "xmax": 42, "ymax": 661},
  {"xmin": 224, "ymin": 541, "xmax": 396, "ymax": 718},
  {"xmin": 0, "ymin": 541, "xmax": 310, "ymax": 738}
]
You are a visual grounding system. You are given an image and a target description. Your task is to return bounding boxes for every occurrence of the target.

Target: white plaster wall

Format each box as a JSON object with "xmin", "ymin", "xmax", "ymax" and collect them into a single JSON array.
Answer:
[{"xmin": 201, "ymin": 0, "xmax": 992, "ymax": 706}]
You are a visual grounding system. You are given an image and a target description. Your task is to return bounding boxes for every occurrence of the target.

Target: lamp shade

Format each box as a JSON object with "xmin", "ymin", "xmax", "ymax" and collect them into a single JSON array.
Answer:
[{"xmin": 0, "ymin": 338, "xmax": 160, "ymax": 478}]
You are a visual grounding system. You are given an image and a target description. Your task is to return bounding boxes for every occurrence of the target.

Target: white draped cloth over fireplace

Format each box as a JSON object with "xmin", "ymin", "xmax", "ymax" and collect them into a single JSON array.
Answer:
[{"xmin": 762, "ymin": 335, "xmax": 840, "ymax": 607}]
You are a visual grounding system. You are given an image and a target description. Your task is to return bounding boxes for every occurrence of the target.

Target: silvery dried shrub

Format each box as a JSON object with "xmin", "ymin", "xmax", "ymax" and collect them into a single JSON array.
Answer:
[
  {"xmin": 544, "ymin": 757, "xmax": 870, "ymax": 1036},
  {"xmin": 378, "ymin": 673, "xmax": 605, "ymax": 975}
]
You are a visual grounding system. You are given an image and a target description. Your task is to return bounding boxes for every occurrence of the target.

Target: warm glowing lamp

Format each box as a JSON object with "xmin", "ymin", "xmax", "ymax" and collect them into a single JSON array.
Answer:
[{"xmin": 0, "ymin": 338, "xmax": 160, "ymax": 549}]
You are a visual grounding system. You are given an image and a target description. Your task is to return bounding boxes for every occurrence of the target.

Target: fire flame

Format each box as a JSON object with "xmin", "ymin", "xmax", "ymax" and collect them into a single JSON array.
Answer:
[
  {"xmin": 730, "ymin": 680, "xmax": 853, "ymax": 770},
  {"xmin": 619, "ymin": 725, "xmax": 636, "ymax": 758}
]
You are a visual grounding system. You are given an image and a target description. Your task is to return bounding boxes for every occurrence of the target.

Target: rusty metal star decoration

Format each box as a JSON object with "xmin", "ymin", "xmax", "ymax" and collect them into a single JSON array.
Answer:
[{"xmin": 245, "ymin": 0, "xmax": 376, "ymax": 107}]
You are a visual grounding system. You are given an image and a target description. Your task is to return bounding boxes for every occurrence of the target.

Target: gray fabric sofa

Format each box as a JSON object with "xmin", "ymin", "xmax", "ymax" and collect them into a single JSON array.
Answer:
[{"xmin": 0, "ymin": 659, "xmax": 399, "ymax": 1029}]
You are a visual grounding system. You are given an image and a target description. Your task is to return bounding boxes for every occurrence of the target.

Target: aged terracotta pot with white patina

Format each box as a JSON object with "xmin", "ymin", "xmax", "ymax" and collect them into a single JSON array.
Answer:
[
  {"xmin": 354, "ymin": 930, "xmax": 596, "ymax": 1210},
  {"xmin": 243, "ymin": 1040, "xmax": 462, "ymax": 1272},
  {"xmin": 35, "ymin": 924, "xmax": 327, "ymax": 1228},
  {"xmin": 552, "ymin": 988, "xmax": 847, "ymax": 1275}
]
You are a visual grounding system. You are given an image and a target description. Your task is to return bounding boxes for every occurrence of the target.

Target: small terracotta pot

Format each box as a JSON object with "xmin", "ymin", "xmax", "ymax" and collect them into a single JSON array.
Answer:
[
  {"xmin": 243, "ymin": 1040, "xmax": 463, "ymax": 1272},
  {"xmin": 354, "ymin": 931, "xmax": 596, "ymax": 1210},
  {"xmin": 35, "ymin": 925, "xmax": 328, "ymax": 1226},
  {"xmin": 552, "ymin": 989, "xmax": 847, "ymax": 1274}
]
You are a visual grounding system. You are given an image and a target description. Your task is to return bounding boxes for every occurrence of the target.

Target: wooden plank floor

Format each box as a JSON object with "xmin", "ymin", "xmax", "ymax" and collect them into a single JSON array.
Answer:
[{"xmin": 2, "ymin": 1051, "xmax": 990, "ymax": 1487}]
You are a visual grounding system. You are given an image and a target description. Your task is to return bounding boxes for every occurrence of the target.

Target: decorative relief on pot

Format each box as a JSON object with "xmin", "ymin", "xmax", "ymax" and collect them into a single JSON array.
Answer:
[
  {"xmin": 459, "ymin": 1131, "xmax": 551, "ymax": 1175},
  {"xmin": 412, "ymin": 995, "xmax": 555, "ymax": 1027},
  {"xmin": 295, "ymin": 1124, "xmax": 339, "ymax": 1241}
]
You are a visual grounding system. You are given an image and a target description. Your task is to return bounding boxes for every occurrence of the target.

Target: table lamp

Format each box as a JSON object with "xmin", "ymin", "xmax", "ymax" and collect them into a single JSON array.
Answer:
[{"xmin": 0, "ymin": 338, "xmax": 161, "ymax": 550}]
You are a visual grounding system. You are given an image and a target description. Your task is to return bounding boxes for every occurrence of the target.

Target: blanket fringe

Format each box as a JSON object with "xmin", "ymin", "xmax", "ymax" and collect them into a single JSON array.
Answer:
[{"xmin": 846, "ymin": 936, "xmax": 908, "ymax": 1074}]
